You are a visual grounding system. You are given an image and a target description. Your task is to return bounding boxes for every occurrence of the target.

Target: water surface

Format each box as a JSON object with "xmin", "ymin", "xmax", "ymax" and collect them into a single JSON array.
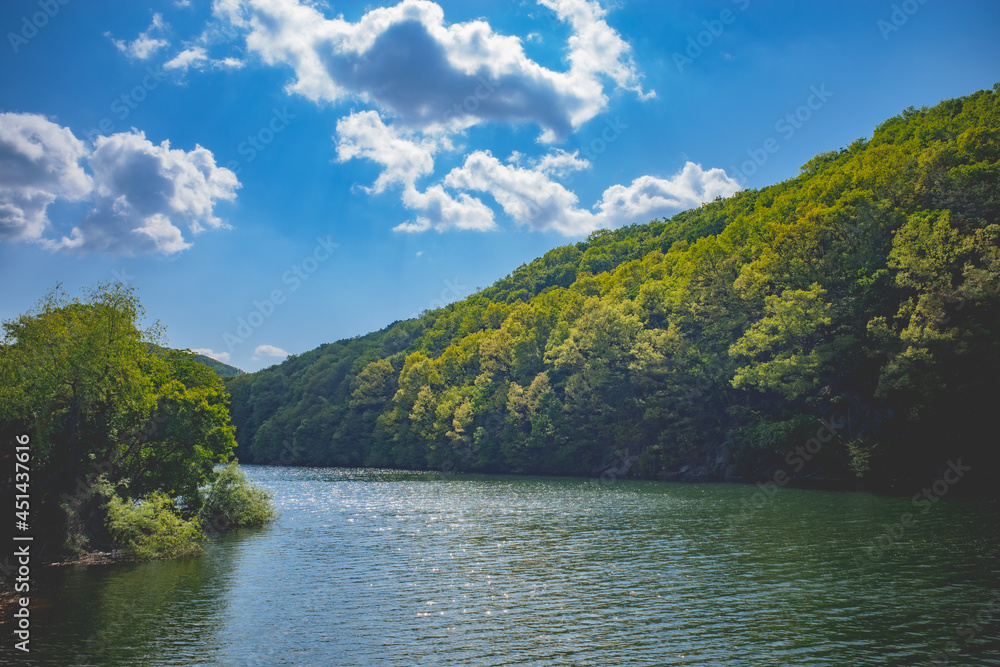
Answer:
[{"xmin": 14, "ymin": 466, "xmax": 1000, "ymax": 666}]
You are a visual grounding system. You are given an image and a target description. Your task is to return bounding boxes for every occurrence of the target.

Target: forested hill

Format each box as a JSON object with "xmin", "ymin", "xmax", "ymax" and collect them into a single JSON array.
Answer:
[
  {"xmin": 226, "ymin": 86, "xmax": 1000, "ymax": 486},
  {"xmin": 191, "ymin": 352, "xmax": 246, "ymax": 377},
  {"xmin": 151, "ymin": 345, "xmax": 246, "ymax": 377}
]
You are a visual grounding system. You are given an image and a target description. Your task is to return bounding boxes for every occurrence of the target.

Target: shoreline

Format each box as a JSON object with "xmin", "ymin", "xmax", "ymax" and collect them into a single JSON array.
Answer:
[
  {"xmin": 235, "ymin": 461, "xmax": 993, "ymax": 498},
  {"xmin": 0, "ymin": 552, "xmax": 123, "ymax": 614}
]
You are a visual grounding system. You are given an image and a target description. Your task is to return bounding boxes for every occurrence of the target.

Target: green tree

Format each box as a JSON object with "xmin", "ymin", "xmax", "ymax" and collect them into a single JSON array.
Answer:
[
  {"xmin": 0, "ymin": 282, "xmax": 270, "ymax": 559},
  {"xmin": 730, "ymin": 284, "xmax": 838, "ymax": 400}
]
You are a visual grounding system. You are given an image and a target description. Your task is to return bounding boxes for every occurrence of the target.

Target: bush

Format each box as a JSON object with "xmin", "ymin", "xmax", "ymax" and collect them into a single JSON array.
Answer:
[
  {"xmin": 106, "ymin": 491, "xmax": 204, "ymax": 560},
  {"xmin": 199, "ymin": 462, "xmax": 276, "ymax": 531}
]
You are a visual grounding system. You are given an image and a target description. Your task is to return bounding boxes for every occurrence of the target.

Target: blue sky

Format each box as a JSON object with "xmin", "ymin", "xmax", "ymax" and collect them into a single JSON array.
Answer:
[{"xmin": 1, "ymin": 0, "xmax": 998, "ymax": 371}]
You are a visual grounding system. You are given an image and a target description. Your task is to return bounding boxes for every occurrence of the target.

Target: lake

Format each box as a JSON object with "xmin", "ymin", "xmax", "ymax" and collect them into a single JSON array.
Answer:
[{"xmin": 13, "ymin": 465, "xmax": 1000, "ymax": 666}]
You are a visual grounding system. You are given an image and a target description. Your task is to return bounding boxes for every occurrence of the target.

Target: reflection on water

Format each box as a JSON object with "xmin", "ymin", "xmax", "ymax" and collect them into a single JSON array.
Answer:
[{"xmin": 15, "ymin": 466, "xmax": 1000, "ymax": 666}]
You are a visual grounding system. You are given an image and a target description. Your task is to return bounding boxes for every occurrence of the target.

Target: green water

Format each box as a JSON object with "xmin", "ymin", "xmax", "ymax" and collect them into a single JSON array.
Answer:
[{"xmin": 9, "ymin": 466, "xmax": 1000, "ymax": 666}]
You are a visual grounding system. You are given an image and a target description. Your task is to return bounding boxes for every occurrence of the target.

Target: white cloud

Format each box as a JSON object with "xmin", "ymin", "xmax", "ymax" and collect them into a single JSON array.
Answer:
[
  {"xmin": 540, "ymin": 0, "xmax": 656, "ymax": 100},
  {"xmin": 107, "ymin": 14, "xmax": 170, "ymax": 61},
  {"xmin": 164, "ymin": 46, "xmax": 209, "ymax": 72},
  {"xmin": 0, "ymin": 113, "xmax": 92, "ymax": 198},
  {"xmin": 335, "ymin": 109, "xmax": 739, "ymax": 236},
  {"xmin": 445, "ymin": 154, "xmax": 740, "ymax": 236},
  {"xmin": 104, "ymin": 5, "xmax": 243, "ymax": 72},
  {"xmin": 533, "ymin": 148, "xmax": 590, "ymax": 179},
  {"xmin": 0, "ymin": 112, "xmax": 239, "ymax": 254},
  {"xmin": 213, "ymin": 56, "xmax": 245, "ymax": 69},
  {"xmin": 212, "ymin": 0, "xmax": 250, "ymax": 28},
  {"xmin": 164, "ymin": 46, "xmax": 246, "ymax": 73},
  {"xmin": 225, "ymin": 0, "xmax": 651, "ymax": 140},
  {"xmin": 0, "ymin": 191, "xmax": 56, "ymax": 243},
  {"xmin": 335, "ymin": 110, "xmax": 495, "ymax": 233},
  {"xmin": 444, "ymin": 150, "xmax": 591, "ymax": 234},
  {"xmin": 394, "ymin": 184, "xmax": 495, "ymax": 233},
  {"xmin": 193, "ymin": 347, "xmax": 231, "ymax": 363},
  {"xmin": 0, "ymin": 112, "xmax": 91, "ymax": 242},
  {"xmin": 336, "ymin": 110, "xmax": 437, "ymax": 194},
  {"xmin": 192, "ymin": 1, "xmax": 737, "ymax": 237},
  {"xmin": 253, "ymin": 344, "xmax": 289, "ymax": 360},
  {"xmin": 595, "ymin": 162, "xmax": 741, "ymax": 224}
]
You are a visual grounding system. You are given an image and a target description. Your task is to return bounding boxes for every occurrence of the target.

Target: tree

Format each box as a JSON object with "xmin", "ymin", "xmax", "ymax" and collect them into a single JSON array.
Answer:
[
  {"xmin": 0, "ymin": 282, "xmax": 267, "ymax": 560},
  {"xmin": 729, "ymin": 284, "xmax": 837, "ymax": 400},
  {"xmin": 219, "ymin": 86, "xmax": 1000, "ymax": 485}
]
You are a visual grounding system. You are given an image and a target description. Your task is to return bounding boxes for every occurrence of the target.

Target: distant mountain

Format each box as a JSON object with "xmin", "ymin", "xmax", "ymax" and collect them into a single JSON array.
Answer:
[
  {"xmin": 191, "ymin": 353, "xmax": 246, "ymax": 377},
  {"xmin": 225, "ymin": 86, "xmax": 1000, "ymax": 487},
  {"xmin": 148, "ymin": 344, "xmax": 246, "ymax": 377}
]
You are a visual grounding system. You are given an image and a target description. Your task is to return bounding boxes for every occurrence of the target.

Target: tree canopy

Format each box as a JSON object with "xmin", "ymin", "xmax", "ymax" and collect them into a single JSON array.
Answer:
[
  {"xmin": 1, "ymin": 283, "xmax": 271, "ymax": 560},
  {"xmin": 224, "ymin": 86, "xmax": 999, "ymax": 485}
]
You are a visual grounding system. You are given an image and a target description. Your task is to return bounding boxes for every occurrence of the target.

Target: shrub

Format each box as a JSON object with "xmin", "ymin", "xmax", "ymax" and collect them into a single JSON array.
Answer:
[
  {"xmin": 106, "ymin": 491, "xmax": 204, "ymax": 560},
  {"xmin": 200, "ymin": 462, "xmax": 276, "ymax": 531}
]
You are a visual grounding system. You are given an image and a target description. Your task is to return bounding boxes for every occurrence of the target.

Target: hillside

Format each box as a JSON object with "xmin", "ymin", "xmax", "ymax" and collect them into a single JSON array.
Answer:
[
  {"xmin": 192, "ymin": 352, "xmax": 246, "ymax": 377},
  {"xmin": 226, "ymin": 86, "xmax": 1000, "ymax": 486}
]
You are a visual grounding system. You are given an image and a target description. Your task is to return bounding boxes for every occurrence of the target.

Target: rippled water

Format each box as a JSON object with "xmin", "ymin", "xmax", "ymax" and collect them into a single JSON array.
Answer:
[{"xmin": 14, "ymin": 466, "xmax": 1000, "ymax": 666}]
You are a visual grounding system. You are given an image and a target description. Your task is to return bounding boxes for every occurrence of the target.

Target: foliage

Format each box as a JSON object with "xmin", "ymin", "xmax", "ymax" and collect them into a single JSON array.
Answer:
[
  {"xmin": 190, "ymin": 351, "xmax": 246, "ymax": 377},
  {"xmin": 729, "ymin": 284, "xmax": 837, "ymax": 400},
  {"xmin": 0, "ymin": 282, "xmax": 272, "ymax": 561},
  {"xmin": 225, "ymin": 86, "xmax": 1000, "ymax": 483},
  {"xmin": 200, "ymin": 462, "xmax": 277, "ymax": 530},
  {"xmin": 106, "ymin": 492, "xmax": 204, "ymax": 561}
]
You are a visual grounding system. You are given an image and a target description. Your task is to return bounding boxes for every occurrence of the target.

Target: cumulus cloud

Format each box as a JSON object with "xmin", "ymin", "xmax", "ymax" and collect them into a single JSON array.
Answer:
[
  {"xmin": 0, "ymin": 113, "xmax": 92, "ymax": 199},
  {"xmin": 213, "ymin": 0, "xmax": 250, "ymax": 28},
  {"xmin": 107, "ymin": 14, "xmax": 170, "ymax": 61},
  {"xmin": 196, "ymin": 0, "xmax": 736, "ymax": 236},
  {"xmin": 164, "ymin": 46, "xmax": 209, "ymax": 72},
  {"xmin": 164, "ymin": 45, "xmax": 247, "ymax": 72},
  {"xmin": 532, "ymin": 148, "xmax": 590, "ymax": 179},
  {"xmin": 334, "ymin": 108, "xmax": 738, "ymax": 236},
  {"xmin": 594, "ymin": 163, "xmax": 741, "ymax": 224},
  {"xmin": 160, "ymin": 11, "xmax": 251, "ymax": 74},
  {"xmin": 540, "ymin": 0, "xmax": 655, "ymax": 100},
  {"xmin": 0, "ymin": 112, "xmax": 239, "ymax": 254},
  {"xmin": 444, "ymin": 150, "xmax": 591, "ymax": 234},
  {"xmin": 253, "ymin": 344, "xmax": 289, "ymax": 360},
  {"xmin": 393, "ymin": 184, "xmax": 495, "ymax": 233},
  {"xmin": 335, "ymin": 111, "xmax": 494, "ymax": 232},
  {"xmin": 213, "ymin": 56, "xmax": 245, "ymax": 69},
  {"xmin": 0, "ymin": 112, "xmax": 91, "ymax": 242},
  {"xmin": 226, "ymin": 0, "xmax": 651, "ymax": 141},
  {"xmin": 193, "ymin": 347, "xmax": 231, "ymax": 363},
  {"xmin": 446, "ymin": 154, "xmax": 740, "ymax": 235},
  {"xmin": 335, "ymin": 110, "xmax": 437, "ymax": 194},
  {"xmin": 0, "ymin": 191, "xmax": 57, "ymax": 243},
  {"xmin": 149, "ymin": 0, "xmax": 251, "ymax": 73},
  {"xmin": 163, "ymin": 46, "xmax": 246, "ymax": 73}
]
